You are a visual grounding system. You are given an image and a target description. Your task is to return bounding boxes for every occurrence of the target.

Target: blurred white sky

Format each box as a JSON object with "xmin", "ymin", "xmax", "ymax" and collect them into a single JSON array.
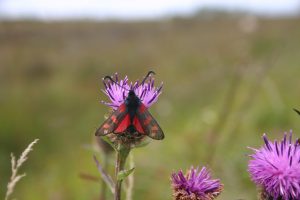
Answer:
[{"xmin": 0, "ymin": 0, "xmax": 299, "ymax": 20}]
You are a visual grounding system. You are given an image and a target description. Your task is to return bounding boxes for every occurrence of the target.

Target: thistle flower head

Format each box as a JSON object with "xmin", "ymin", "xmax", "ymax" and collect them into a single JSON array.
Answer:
[
  {"xmin": 248, "ymin": 131, "xmax": 300, "ymax": 200},
  {"xmin": 171, "ymin": 167, "xmax": 223, "ymax": 200},
  {"xmin": 101, "ymin": 72, "xmax": 163, "ymax": 109}
]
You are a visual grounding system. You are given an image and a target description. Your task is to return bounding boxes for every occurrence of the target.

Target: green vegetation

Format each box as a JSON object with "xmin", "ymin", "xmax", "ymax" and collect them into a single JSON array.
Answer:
[{"xmin": 1, "ymin": 15, "xmax": 300, "ymax": 199}]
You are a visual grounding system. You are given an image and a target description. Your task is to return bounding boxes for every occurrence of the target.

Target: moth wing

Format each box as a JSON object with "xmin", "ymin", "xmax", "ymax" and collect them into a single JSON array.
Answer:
[
  {"xmin": 114, "ymin": 114, "xmax": 131, "ymax": 134},
  {"xmin": 95, "ymin": 104, "xmax": 127, "ymax": 136},
  {"xmin": 136, "ymin": 103, "xmax": 164, "ymax": 140},
  {"xmin": 132, "ymin": 115, "xmax": 145, "ymax": 134}
]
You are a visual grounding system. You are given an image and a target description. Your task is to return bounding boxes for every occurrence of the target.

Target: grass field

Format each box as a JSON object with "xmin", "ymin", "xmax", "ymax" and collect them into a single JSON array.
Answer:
[{"xmin": 1, "ymin": 14, "xmax": 300, "ymax": 199}]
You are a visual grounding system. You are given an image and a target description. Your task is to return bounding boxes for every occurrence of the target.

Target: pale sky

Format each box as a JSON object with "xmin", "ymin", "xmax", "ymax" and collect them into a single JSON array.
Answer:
[{"xmin": 0, "ymin": 0, "xmax": 299, "ymax": 20}]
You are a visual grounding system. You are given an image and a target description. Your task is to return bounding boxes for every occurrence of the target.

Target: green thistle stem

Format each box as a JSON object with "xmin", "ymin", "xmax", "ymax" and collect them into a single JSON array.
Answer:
[{"xmin": 114, "ymin": 145, "xmax": 130, "ymax": 200}]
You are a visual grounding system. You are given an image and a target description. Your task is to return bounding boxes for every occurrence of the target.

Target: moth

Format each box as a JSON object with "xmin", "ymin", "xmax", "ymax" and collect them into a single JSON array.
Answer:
[{"xmin": 95, "ymin": 71, "xmax": 164, "ymax": 140}]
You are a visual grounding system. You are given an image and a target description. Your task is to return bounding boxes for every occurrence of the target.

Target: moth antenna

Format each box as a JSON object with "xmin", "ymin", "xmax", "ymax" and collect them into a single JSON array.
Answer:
[
  {"xmin": 141, "ymin": 71, "xmax": 156, "ymax": 85},
  {"xmin": 103, "ymin": 75, "xmax": 130, "ymax": 91},
  {"xmin": 103, "ymin": 76, "xmax": 114, "ymax": 82}
]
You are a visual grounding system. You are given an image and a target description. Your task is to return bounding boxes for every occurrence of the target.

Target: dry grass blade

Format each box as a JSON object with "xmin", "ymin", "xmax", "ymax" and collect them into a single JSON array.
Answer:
[
  {"xmin": 5, "ymin": 139, "xmax": 39, "ymax": 200},
  {"xmin": 93, "ymin": 155, "xmax": 115, "ymax": 194},
  {"xmin": 79, "ymin": 172, "xmax": 101, "ymax": 182}
]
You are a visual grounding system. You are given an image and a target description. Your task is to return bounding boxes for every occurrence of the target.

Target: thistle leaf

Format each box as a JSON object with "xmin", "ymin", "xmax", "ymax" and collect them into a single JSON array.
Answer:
[
  {"xmin": 117, "ymin": 167, "xmax": 135, "ymax": 181},
  {"xmin": 102, "ymin": 136, "xmax": 118, "ymax": 151}
]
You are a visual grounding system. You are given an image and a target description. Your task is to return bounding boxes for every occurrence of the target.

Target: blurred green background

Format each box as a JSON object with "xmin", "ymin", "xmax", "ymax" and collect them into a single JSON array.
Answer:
[{"xmin": 1, "ymin": 12, "xmax": 300, "ymax": 200}]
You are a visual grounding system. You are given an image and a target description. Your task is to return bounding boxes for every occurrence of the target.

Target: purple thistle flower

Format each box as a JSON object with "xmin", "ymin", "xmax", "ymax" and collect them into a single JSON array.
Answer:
[
  {"xmin": 171, "ymin": 167, "xmax": 223, "ymax": 200},
  {"xmin": 248, "ymin": 130, "xmax": 300, "ymax": 200},
  {"xmin": 101, "ymin": 72, "xmax": 163, "ymax": 109}
]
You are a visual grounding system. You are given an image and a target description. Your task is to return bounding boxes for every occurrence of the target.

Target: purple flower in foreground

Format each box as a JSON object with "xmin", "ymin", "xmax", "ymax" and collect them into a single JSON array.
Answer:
[
  {"xmin": 248, "ymin": 131, "xmax": 300, "ymax": 200},
  {"xmin": 171, "ymin": 167, "xmax": 223, "ymax": 200},
  {"xmin": 101, "ymin": 73, "xmax": 163, "ymax": 109}
]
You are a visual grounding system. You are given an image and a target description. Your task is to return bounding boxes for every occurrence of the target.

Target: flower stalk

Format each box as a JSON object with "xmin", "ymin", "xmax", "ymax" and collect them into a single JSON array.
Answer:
[{"xmin": 114, "ymin": 145, "xmax": 130, "ymax": 200}]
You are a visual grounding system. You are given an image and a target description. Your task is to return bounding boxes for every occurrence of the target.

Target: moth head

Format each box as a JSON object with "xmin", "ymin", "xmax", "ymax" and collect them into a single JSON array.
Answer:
[{"xmin": 128, "ymin": 90, "xmax": 136, "ymax": 97}]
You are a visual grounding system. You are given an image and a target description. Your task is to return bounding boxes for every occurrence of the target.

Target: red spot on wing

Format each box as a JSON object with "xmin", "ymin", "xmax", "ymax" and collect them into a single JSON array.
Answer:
[
  {"xmin": 119, "ymin": 104, "xmax": 126, "ymax": 112},
  {"xmin": 111, "ymin": 115, "xmax": 118, "ymax": 123},
  {"xmin": 103, "ymin": 123, "xmax": 110, "ymax": 129},
  {"xmin": 143, "ymin": 116, "xmax": 152, "ymax": 126},
  {"xmin": 151, "ymin": 126, "xmax": 159, "ymax": 131},
  {"xmin": 114, "ymin": 114, "xmax": 130, "ymax": 133},
  {"xmin": 139, "ymin": 104, "xmax": 147, "ymax": 113},
  {"xmin": 133, "ymin": 116, "xmax": 145, "ymax": 134}
]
